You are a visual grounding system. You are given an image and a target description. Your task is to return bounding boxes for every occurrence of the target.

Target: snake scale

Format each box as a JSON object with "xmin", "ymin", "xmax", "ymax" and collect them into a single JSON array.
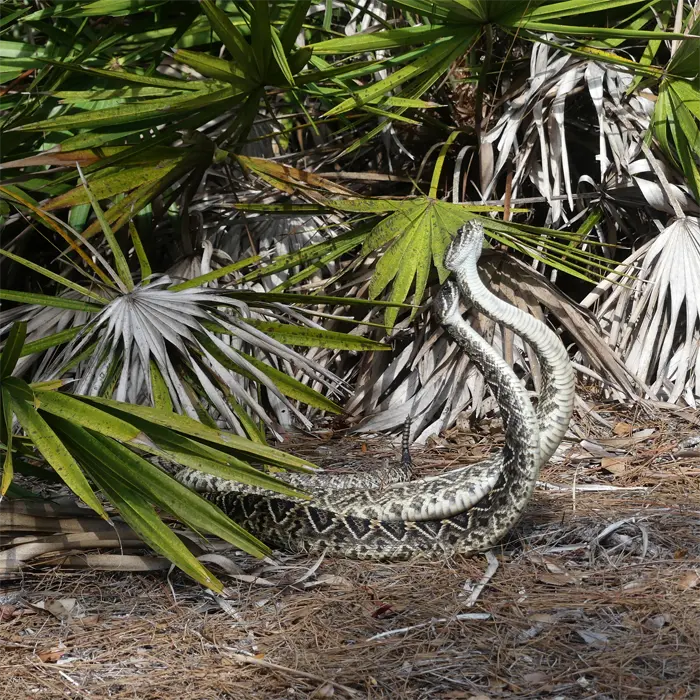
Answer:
[
  {"xmin": 178, "ymin": 221, "xmax": 574, "ymax": 560},
  {"xmin": 179, "ymin": 222, "xmax": 574, "ymax": 521}
]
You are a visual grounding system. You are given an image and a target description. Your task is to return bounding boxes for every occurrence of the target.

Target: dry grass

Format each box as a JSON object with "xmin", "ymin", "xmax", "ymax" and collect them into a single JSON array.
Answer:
[{"xmin": 1, "ymin": 401, "xmax": 700, "ymax": 700}]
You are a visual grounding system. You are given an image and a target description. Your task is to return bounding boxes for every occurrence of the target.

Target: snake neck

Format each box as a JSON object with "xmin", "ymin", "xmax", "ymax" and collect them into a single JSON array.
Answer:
[
  {"xmin": 453, "ymin": 258, "xmax": 574, "ymax": 467},
  {"xmin": 441, "ymin": 305, "xmax": 540, "ymax": 484}
]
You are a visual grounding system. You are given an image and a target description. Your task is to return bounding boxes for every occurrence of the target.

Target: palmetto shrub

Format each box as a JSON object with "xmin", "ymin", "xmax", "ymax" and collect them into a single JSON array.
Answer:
[{"xmin": 1, "ymin": 1, "xmax": 699, "ymax": 578}]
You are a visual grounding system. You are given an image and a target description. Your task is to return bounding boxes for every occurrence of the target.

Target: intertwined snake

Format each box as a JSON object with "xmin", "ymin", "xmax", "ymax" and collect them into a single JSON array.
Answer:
[{"xmin": 178, "ymin": 221, "xmax": 574, "ymax": 559}]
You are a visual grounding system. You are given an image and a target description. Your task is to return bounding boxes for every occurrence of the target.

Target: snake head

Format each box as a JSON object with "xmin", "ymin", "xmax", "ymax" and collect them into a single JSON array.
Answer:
[
  {"xmin": 434, "ymin": 280, "xmax": 461, "ymax": 324},
  {"xmin": 444, "ymin": 220, "xmax": 485, "ymax": 272}
]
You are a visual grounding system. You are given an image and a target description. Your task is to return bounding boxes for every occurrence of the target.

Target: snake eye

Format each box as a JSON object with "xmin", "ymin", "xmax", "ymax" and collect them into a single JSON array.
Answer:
[{"xmin": 434, "ymin": 280, "xmax": 460, "ymax": 321}]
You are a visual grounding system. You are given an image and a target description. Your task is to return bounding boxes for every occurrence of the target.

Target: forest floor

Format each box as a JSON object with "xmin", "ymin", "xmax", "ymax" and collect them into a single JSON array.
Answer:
[{"xmin": 1, "ymin": 400, "xmax": 699, "ymax": 700}]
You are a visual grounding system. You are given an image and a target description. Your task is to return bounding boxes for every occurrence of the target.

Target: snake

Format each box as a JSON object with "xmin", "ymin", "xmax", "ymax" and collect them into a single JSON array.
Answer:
[
  {"xmin": 205, "ymin": 277, "xmax": 541, "ymax": 559},
  {"xmin": 184, "ymin": 219, "xmax": 578, "ymax": 560},
  {"xmin": 178, "ymin": 221, "xmax": 574, "ymax": 524}
]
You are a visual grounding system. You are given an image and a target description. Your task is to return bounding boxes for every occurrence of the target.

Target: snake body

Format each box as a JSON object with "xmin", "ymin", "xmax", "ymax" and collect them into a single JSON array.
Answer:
[
  {"xmin": 255, "ymin": 415, "xmax": 415, "ymax": 494},
  {"xmin": 206, "ymin": 279, "xmax": 540, "ymax": 559},
  {"xmin": 179, "ymin": 221, "xmax": 574, "ymax": 524},
  {"xmin": 446, "ymin": 221, "xmax": 575, "ymax": 469},
  {"xmin": 181, "ymin": 220, "xmax": 579, "ymax": 560}
]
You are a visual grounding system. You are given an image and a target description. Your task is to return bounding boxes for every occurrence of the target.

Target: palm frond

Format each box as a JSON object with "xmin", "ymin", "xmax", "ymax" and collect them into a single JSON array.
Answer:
[{"xmin": 582, "ymin": 217, "xmax": 700, "ymax": 405}]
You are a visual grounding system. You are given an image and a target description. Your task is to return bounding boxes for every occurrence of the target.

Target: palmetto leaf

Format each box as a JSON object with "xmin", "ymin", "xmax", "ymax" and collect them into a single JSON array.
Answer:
[
  {"xmin": 0, "ymin": 355, "xmax": 320, "ymax": 588},
  {"xmin": 311, "ymin": 25, "xmax": 462, "ymax": 54},
  {"xmin": 243, "ymin": 321, "xmax": 389, "ymax": 351},
  {"xmin": 385, "ymin": 0, "xmax": 691, "ymax": 34},
  {"xmin": 78, "ymin": 452, "xmax": 226, "ymax": 591},
  {"xmin": 199, "ymin": 0, "xmax": 256, "ymax": 79},
  {"xmin": 13, "ymin": 86, "xmax": 243, "ymax": 132},
  {"xmin": 655, "ymin": 76, "xmax": 700, "ymax": 200},
  {"xmin": 582, "ymin": 217, "xmax": 700, "ymax": 405},
  {"xmin": 78, "ymin": 394, "xmax": 316, "ymax": 472},
  {"xmin": 0, "ymin": 386, "xmax": 14, "ymax": 495},
  {"xmin": 42, "ymin": 280, "xmax": 337, "ymax": 432},
  {"xmin": 330, "ymin": 198, "xmax": 480, "ymax": 328},
  {"xmin": 311, "ymin": 197, "xmax": 616, "ymax": 329},
  {"xmin": 43, "ymin": 161, "xmax": 184, "ymax": 211},
  {"xmin": 0, "ymin": 250, "xmax": 389, "ymax": 437}
]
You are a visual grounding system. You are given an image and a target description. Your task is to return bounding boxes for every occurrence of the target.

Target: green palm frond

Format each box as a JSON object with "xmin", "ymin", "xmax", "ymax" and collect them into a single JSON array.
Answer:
[
  {"xmin": 652, "ymin": 16, "xmax": 700, "ymax": 201},
  {"xmin": 0, "ymin": 322, "xmax": 318, "ymax": 590},
  {"xmin": 240, "ymin": 190, "xmax": 621, "ymax": 330}
]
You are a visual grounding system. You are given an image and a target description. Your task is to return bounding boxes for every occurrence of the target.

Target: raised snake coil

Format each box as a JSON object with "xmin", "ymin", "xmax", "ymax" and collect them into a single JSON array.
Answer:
[
  {"xmin": 181, "ymin": 222, "xmax": 574, "ymax": 560},
  {"xmin": 178, "ymin": 222, "xmax": 574, "ymax": 522}
]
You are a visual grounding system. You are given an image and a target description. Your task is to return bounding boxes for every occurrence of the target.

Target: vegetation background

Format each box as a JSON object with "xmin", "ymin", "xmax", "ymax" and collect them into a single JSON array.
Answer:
[{"xmin": 1, "ymin": 0, "xmax": 699, "ymax": 586}]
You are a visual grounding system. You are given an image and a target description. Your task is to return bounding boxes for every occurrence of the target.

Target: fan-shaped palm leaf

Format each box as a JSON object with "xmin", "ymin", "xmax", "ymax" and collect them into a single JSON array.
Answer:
[
  {"xmin": 582, "ymin": 217, "xmax": 700, "ymax": 405},
  {"xmin": 0, "ymin": 266, "xmax": 393, "ymax": 438}
]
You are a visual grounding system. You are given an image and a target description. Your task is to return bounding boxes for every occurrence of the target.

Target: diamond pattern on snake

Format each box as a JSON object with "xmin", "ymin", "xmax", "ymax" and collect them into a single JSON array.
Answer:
[{"xmin": 176, "ymin": 221, "xmax": 575, "ymax": 560}]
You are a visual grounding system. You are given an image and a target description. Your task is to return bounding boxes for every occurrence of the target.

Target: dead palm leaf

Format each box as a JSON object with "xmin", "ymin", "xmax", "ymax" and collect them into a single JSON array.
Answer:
[{"xmin": 581, "ymin": 217, "xmax": 700, "ymax": 406}]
